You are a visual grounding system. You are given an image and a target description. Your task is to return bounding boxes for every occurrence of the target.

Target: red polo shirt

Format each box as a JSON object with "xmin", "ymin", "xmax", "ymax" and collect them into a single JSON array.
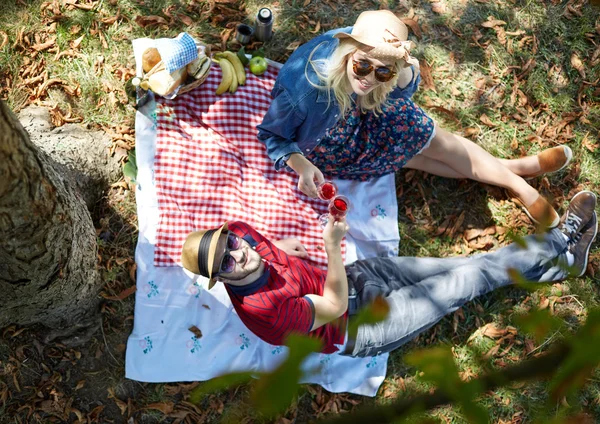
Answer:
[{"xmin": 224, "ymin": 221, "xmax": 346, "ymax": 354}]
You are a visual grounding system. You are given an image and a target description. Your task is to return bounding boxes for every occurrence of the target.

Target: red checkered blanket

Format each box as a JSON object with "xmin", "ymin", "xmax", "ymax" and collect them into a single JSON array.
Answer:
[{"xmin": 153, "ymin": 65, "xmax": 341, "ymax": 267}]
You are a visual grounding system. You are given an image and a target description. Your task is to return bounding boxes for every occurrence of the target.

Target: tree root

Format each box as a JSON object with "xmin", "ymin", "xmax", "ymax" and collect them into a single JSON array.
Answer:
[{"xmin": 42, "ymin": 316, "xmax": 102, "ymax": 348}]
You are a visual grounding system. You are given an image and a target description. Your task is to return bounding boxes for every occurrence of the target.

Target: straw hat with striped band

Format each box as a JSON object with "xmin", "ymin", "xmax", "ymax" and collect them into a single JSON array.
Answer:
[{"xmin": 181, "ymin": 222, "xmax": 227, "ymax": 289}]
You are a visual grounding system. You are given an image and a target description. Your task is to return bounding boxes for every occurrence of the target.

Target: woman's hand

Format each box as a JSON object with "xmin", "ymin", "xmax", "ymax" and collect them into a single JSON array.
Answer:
[
  {"xmin": 273, "ymin": 238, "xmax": 309, "ymax": 258},
  {"xmin": 323, "ymin": 216, "xmax": 349, "ymax": 251},
  {"xmin": 396, "ymin": 64, "xmax": 417, "ymax": 89},
  {"xmin": 286, "ymin": 153, "xmax": 324, "ymax": 198}
]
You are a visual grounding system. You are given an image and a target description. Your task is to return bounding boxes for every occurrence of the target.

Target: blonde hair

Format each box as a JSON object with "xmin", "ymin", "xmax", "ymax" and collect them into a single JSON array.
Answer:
[{"xmin": 306, "ymin": 39, "xmax": 404, "ymax": 117}]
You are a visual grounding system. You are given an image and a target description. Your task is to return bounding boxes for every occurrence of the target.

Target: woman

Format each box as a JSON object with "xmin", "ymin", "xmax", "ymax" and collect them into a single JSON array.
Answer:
[{"xmin": 257, "ymin": 10, "xmax": 572, "ymax": 227}]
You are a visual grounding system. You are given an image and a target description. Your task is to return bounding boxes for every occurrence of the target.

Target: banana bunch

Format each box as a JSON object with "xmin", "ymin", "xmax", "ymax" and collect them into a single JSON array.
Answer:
[{"xmin": 213, "ymin": 51, "xmax": 247, "ymax": 95}]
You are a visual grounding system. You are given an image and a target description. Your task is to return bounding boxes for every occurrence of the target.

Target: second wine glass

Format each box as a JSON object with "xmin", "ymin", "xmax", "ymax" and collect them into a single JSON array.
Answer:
[{"xmin": 319, "ymin": 195, "xmax": 350, "ymax": 227}]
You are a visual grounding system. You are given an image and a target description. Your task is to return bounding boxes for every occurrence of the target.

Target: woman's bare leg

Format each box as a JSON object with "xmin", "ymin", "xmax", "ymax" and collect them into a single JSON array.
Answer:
[
  {"xmin": 406, "ymin": 149, "xmax": 543, "ymax": 178},
  {"xmin": 452, "ymin": 137, "xmax": 543, "ymax": 176},
  {"xmin": 405, "ymin": 145, "xmax": 547, "ymax": 179},
  {"xmin": 420, "ymin": 126, "xmax": 539, "ymax": 206},
  {"xmin": 404, "ymin": 154, "xmax": 467, "ymax": 178}
]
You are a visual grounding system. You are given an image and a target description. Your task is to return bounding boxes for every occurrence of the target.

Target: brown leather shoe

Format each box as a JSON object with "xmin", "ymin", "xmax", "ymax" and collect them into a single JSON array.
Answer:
[
  {"xmin": 522, "ymin": 146, "xmax": 573, "ymax": 179},
  {"xmin": 512, "ymin": 194, "xmax": 560, "ymax": 228}
]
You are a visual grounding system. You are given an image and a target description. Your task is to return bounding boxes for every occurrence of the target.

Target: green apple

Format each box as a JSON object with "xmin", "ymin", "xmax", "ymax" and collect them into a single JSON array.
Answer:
[{"xmin": 249, "ymin": 56, "xmax": 268, "ymax": 76}]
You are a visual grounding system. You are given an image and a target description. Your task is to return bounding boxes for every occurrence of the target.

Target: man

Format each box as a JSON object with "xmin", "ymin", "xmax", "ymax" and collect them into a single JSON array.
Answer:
[{"xmin": 181, "ymin": 192, "xmax": 598, "ymax": 357}]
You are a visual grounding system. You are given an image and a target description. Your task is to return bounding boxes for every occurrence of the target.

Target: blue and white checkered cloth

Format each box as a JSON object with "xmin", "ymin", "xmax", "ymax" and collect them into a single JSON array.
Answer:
[{"xmin": 155, "ymin": 32, "xmax": 198, "ymax": 74}]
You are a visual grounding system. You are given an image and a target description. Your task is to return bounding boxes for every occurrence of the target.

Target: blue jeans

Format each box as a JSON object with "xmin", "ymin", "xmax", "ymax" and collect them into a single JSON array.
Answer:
[{"xmin": 342, "ymin": 229, "xmax": 569, "ymax": 357}]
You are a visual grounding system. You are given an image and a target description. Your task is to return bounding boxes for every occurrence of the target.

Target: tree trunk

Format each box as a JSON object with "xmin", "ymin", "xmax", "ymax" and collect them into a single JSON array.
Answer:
[
  {"xmin": 17, "ymin": 106, "xmax": 121, "ymax": 210},
  {"xmin": 0, "ymin": 100, "xmax": 101, "ymax": 328}
]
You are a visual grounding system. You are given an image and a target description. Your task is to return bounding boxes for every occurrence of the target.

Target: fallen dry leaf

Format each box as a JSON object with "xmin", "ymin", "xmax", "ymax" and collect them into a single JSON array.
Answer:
[
  {"xmin": 101, "ymin": 285, "xmax": 136, "ymax": 301},
  {"xmin": 448, "ymin": 210, "xmax": 465, "ymax": 238},
  {"xmin": 145, "ymin": 402, "xmax": 175, "ymax": 415},
  {"xmin": 495, "ymin": 26, "xmax": 507, "ymax": 45},
  {"xmin": 468, "ymin": 234, "xmax": 495, "ymax": 250},
  {"xmin": 479, "ymin": 113, "xmax": 497, "ymax": 127},
  {"xmin": 177, "ymin": 13, "xmax": 193, "ymax": 26},
  {"xmin": 220, "ymin": 27, "xmax": 233, "ymax": 51},
  {"xmin": 464, "ymin": 228, "xmax": 484, "ymax": 241},
  {"xmin": 419, "ymin": 59, "xmax": 435, "ymax": 91},
  {"xmin": 134, "ymin": 15, "xmax": 168, "ymax": 28},
  {"xmin": 401, "ymin": 18, "xmax": 422, "ymax": 38},
  {"xmin": 32, "ymin": 35, "xmax": 56, "ymax": 51},
  {"xmin": 101, "ymin": 16, "xmax": 119, "ymax": 26},
  {"xmin": 484, "ymin": 343, "xmax": 501, "ymax": 358},
  {"xmin": 0, "ymin": 31, "xmax": 8, "ymax": 48},
  {"xmin": 70, "ymin": 34, "xmax": 84, "ymax": 49},
  {"xmin": 286, "ymin": 41, "xmax": 302, "ymax": 51},
  {"xmin": 471, "ymin": 323, "xmax": 506, "ymax": 341},
  {"xmin": 463, "ymin": 127, "xmax": 480, "ymax": 137},
  {"xmin": 310, "ymin": 21, "xmax": 321, "ymax": 34},
  {"xmin": 570, "ymin": 53, "xmax": 586, "ymax": 79},
  {"xmin": 54, "ymin": 49, "xmax": 82, "ymax": 60},
  {"xmin": 188, "ymin": 325, "xmax": 203, "ymax": 338},
  {"xmin": 582, "ymin": 132, "xmax": 599, "ymax": 152},
  {"xmin": 108, "ymin": 388, "xmax": 128, "ymax": 415},
  {"xmin": 481, "ymin": 18, "xmax": 507, "ymax": 28}
]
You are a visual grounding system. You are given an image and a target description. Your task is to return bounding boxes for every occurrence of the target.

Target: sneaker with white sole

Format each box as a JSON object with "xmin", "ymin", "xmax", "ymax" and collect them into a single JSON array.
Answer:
[
  {"xmin": 568, "ymin": 212, "xmax": 598, "ymax": 277},
  {"xmin": 559, "ymin": 191, "xmax": 597, "ymax": 240}
]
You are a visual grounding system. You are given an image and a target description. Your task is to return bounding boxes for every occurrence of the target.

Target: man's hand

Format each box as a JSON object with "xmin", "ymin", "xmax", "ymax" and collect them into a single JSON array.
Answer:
[
  {"xmin": 273, "ymin": 238, "xmax": 309, "ymax": 258},
  {"xmin": 286, "ymin": 153, "xmax": 324, "ymax": 198},
  {"xmin": 323, "ymin": 216, "xmax": 349, "ymax": 250}
]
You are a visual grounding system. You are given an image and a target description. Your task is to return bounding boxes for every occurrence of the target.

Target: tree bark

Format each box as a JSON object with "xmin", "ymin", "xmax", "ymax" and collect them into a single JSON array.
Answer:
[
  {"xmin": 17, "ymin": 106, "xmax": 121, "ymax": 210},
  {"xmin": 0, "ymin": 100, "xmax": 101, "ymax": 328}
]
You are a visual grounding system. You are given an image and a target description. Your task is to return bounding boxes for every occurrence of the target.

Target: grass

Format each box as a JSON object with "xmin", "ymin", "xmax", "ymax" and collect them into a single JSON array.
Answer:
[{"xmin": 1, "ymin": 0, "xmax": 600, "ymax": 422}]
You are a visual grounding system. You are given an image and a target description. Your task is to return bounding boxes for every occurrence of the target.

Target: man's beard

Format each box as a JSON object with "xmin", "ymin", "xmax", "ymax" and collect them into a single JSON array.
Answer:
[{"xmin": 223, "ymin": 257, "xmax": 261, "ymax": 281}]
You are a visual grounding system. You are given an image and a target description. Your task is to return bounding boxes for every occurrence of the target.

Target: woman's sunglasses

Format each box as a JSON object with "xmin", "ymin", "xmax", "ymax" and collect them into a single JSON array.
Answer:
[
  {"xmin": 216, "ymin": 232, "xmax": 242, "ymax": 275},
  {"xmin": 352, "ymin": 59, "xmax": 396, "ymax": 83}
]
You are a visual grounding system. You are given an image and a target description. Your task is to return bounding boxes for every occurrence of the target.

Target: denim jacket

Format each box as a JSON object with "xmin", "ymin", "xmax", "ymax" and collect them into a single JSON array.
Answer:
[{"xmin": 256, "ymin": 27, "xmax": 421, "ymax": 170}]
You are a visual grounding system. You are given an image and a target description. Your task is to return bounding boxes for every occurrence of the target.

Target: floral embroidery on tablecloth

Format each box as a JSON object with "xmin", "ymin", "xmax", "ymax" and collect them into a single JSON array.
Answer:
[
  {"xmin": 370, "ymin": 204, "xmax": 387, "ymax": 221},
  {"xmin": 186, "ymin": 281, "xmax": 203, "ymax": 298},
  {"xmin": 236, "ymin": 333, "xmax": 250, "ymax": 350},
  {"xmin": 319, "ymin": 354, "xmax": 332, "ymax": 365},
  {"xmin": 139, "ymin": 336, "xmax": 153, "ymax": 354},
  {"xmin": 186, "ymin": 336, "xmax": 202, "ymax": 354},
  {"xmin": 144, "ymin": 280, "xmax": 159, "ymax": 298},
  {"xmin": 366, "ymin": 354, "xmax": 380, "ymax": 368},
  {"xmin": 150, "ymin": 109, "xmax": 158, "ymax": 131}
]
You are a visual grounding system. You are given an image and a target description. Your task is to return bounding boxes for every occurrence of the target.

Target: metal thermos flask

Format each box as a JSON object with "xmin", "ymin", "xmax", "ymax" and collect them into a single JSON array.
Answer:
[{"xmin": 254, "ymin": 7, "xmax": 273, "ymax": 42}]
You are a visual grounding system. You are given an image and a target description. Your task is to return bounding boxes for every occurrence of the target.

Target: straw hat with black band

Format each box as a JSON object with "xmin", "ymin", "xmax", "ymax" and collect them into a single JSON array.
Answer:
[
  {"xmin": 181, "ymin": 222, "xmax": 228, "ymax": 289},
  {"xmin": 334, "ymin": 10, "xmax": 419, "ymax": 67}
]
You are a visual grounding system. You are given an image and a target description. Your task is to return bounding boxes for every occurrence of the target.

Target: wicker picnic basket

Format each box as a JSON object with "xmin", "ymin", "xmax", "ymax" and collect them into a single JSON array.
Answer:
[{"xmin": 141, "ymin": 44, "xmax": 212, "ymax": 96}]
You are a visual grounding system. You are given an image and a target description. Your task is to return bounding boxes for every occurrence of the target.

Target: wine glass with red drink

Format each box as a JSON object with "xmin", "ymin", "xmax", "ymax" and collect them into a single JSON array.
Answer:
[
  {"xmin": 319, "ymin": 195, "xmax": 350, "ymax": 227},
  {"xmin": 317, "ymin": 181, "xmax": 337, "ymax": 201},
  {"xmin": 317, "ymin": 181, "xmax": 338, "ymax": 226},
  {"xmin": 328, "ymin": 195, "xmax": 350, "ymax": 220}
]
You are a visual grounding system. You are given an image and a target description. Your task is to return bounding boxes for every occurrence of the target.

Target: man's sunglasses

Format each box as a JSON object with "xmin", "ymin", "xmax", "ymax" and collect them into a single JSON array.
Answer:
[
  {"xmin": 352, "ymin": 59, "xmax": 396, "ymax": 83},
  {"xmin": 216, "ymin": 232, "xmax": 242, "ymax": 275}
]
